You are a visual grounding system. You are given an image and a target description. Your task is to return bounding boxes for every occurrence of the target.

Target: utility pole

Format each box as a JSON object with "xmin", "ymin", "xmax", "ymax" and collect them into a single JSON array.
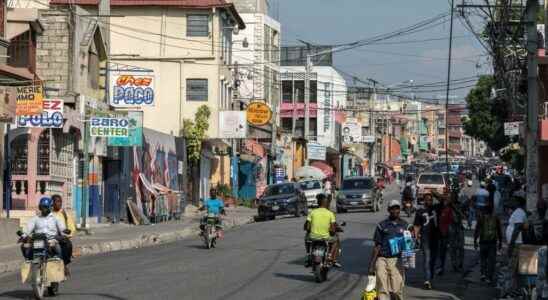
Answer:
[
  {"xmin": 368, "ymin": 79, "xmax": 378, "ymax": 176},
  {"xmin": 526, "ymin": 0, "xmax": 539, "ymax": 213},
  {"xmin": 444, "ymin": 0, "xmax": 455, "ymax": 177},
  {"xmin": 270, "ymin": 72, "xmax": 278, "ymax": 184},
  {"xmin": 304, "ymin": 54, "xmax": 312, "ymax": 166},
  {"xmin": 3, "ymin": 123, "xmax": 11, "ymax": 218},
  {"xmin": 79, "ymin": 95, "xmax": 89, "ymax": 230}
]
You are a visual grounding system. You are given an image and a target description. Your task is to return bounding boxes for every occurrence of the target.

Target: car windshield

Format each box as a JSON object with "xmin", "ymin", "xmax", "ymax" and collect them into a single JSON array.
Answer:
[
  {"xmin": 265, "ymin": 184, "xmax": 295, "ymax": 196},
  {"xmin": 300, "ymin": 181, "xmax": 321, "ymax": 190},
  {"xmin": 418, "ymin": 174, "xmax": 444, "ymax": 185},
  {"xmin": 342, "ymin": 178, "xmax": 374, "ymax": 190}
]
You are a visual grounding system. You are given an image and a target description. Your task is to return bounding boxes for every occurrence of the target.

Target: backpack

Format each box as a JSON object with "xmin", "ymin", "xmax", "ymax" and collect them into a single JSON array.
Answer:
[{"xmin": 480, "ymin": 215, "xmax": 498, "ymax": 242}]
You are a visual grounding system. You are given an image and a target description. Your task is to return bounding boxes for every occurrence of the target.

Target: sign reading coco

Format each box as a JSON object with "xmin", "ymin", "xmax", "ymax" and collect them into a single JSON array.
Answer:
[
  {"xmin": 90, "ymin": 117, "xmax": 129, "ymax": 137},
  {"xmin": 110, "ymin": 72, "xmax": 155, "ymax": 107},
  {"xmin": 246, "ymin": 101, "xmax": 272, "ymax": 126}
]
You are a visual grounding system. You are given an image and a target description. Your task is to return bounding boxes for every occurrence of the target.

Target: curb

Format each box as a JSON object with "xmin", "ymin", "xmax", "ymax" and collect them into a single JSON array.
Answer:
[{"xmin": 0, "ymin": 214, "xmax": 254, "ymax": 275}]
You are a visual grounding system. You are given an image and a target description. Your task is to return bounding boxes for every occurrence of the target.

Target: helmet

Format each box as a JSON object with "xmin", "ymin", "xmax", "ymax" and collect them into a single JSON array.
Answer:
[{"xmin": 38, "ymin": 197, "xmax": 52, "ymax": 209}]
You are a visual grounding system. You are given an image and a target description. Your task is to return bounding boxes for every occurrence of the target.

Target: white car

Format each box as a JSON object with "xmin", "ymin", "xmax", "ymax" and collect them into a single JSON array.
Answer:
[{"xmin": 299, "ymin": 180, "xmax": 325, "ymax": 207}]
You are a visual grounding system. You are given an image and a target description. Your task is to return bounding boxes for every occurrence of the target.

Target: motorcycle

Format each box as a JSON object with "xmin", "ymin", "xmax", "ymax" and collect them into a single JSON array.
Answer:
[
  {"xmin": 202, "ymin": 215, "xmax": 223, "ymax": 249},
  {"xmin": 17, "ymin": 231, "xmax": 66, "ymax": 300},
  {"xmin": 310, "ymin": 222, "xmax": 346, "ymax": 283}
]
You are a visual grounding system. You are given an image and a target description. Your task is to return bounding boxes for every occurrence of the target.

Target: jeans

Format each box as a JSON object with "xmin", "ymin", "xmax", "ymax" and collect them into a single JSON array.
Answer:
[
  {"xmin": 480, "ymin": 242, "xmax": 497, "ymax": 280},
  {"xmin": 421, "ymin": 236, "xmax": 438, "ymax": 282},
  {"xmin": 468, "ymin": 207, "xmax": 476, "ymax": 228},
  {"xmin": 449, "ymin": 225, "xmax": 465, "ymax": 271},
  {"xmin": 438, "ymin": 235, "xmax": 449, "ymax": 273}
]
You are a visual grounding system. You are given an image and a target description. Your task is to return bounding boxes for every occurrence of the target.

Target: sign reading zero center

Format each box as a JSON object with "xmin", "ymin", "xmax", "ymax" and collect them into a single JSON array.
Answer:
[
  {"xmin": 246, "ymin": 102, "xmax": 272, "ymax": 126},
  {"xmin": 90, "ymin": 117, "xmax": 129, "ymax": 137}
]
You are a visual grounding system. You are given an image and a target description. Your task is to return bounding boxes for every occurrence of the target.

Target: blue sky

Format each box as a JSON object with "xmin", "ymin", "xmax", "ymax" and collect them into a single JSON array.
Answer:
[{"xmin": 269, "ymin": 0, "xmax": 489, "ymax": 100}]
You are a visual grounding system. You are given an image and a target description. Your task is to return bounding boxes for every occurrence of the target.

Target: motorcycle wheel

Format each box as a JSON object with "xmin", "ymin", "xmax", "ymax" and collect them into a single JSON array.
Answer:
[
  {"xmin": 32, "ymin": 264, "xmax": 45, "ymax": 300},
  {"xmin": 48, "ymin": 282, "xmax": 59, "ymax": 296},
  {"xmin": 313, "ymin": 265, "xmax": 323, "ymax": 283}
]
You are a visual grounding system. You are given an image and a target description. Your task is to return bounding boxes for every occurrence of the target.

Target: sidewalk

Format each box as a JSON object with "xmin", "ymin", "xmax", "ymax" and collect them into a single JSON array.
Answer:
[{"xmin": 0, "ymin": 206, "xmax": 256, "ymax": 275}]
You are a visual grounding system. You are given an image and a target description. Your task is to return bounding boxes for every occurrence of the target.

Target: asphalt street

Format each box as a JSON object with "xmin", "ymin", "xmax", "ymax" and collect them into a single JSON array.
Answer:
[{"xmin": 0, "ymin": 185, "xmax": 495, "ymax": 300}]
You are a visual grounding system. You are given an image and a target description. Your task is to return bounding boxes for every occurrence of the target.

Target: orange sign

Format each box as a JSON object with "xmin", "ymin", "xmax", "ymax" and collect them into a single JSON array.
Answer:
[
  {"xmin": 16, "ymin": 85, "xmax": 43, "ymax": 116},
  {"xmin": 246, "ymin": 101, "xmax": 272, "ymax": 126}
]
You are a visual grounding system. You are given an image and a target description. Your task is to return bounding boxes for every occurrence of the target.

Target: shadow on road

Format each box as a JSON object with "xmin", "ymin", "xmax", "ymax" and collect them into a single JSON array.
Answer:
[
  {"xmin": 273, "ymin": 272, "xmax": 316, "ymax": 283},
  {"xmin": 0, "ymin": 290, "xmax": 128, "ymax": 300}
]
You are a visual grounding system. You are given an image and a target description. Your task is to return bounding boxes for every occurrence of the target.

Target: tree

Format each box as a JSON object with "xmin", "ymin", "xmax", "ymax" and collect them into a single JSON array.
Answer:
[
  {"xmin": 183, "ymin": 105, "xmax": 211, "ymax": 164},
  {"xmin": 182, "ymin": 105, "xmax": 211, "ymax": 203},
  {"xmin": 463, "ymin": 75, "xmax": 509, "ymax": 151}
]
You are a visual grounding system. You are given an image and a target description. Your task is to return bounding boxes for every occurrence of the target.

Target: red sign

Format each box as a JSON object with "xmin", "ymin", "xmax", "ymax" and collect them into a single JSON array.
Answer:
[{"xmin": 541, "ymin": 119, "xmax": 548, "ymax": 141}]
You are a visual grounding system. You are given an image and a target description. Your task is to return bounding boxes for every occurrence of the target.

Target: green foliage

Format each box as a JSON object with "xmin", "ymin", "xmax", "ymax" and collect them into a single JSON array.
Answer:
[
  {"xmin": 216, "ymin": 183, "xmax": 232, "ymax": 198},
  {"xmin": 183, "ymin": 105, "xmax": 211, "ymax": 164},
  {"xmin": 463, "ymin": 75, "xmax": 509, "ymax": 151}
]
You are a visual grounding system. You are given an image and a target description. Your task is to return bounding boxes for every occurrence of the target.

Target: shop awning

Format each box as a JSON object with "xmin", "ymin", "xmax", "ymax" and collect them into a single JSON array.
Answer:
[
  {"xmin": 295, "ymin": 166, "xmax": 326, "ymax": 180},
  {"xmin": 311, "ymin": 161, "xmax": 334, "ymax": 178}
]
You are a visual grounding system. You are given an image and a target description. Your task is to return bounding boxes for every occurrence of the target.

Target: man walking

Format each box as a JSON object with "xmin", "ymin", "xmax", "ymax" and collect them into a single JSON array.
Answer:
[
  {"xmin": 414, "ymin": 193, "xmax": 438, "ymax": 289},
  {"xmin": 52, "ymin": 194, "xmax": 76, "ymax": 275},
  {"xmin": 474, "ymin": 205, "xmax": 502, "ymax": 284},
  {"xmin": 368, "ymin": 200, "xmax": 408, "ymax": 300}
]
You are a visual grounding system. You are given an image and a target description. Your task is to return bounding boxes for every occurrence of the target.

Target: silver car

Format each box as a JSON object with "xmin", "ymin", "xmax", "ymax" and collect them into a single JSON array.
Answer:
[
  {"xmin": 336, "ymin": 176, "xmax": 381, "ymax": 213},
  {"xmin": 299, "ymin": 180, "xmax": 325, "ymax": 208}
]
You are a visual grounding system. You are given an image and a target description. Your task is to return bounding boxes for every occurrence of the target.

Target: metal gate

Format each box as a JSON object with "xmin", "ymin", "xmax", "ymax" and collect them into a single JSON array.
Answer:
[{"xmin": 238, "ymin": 160, "xmax": 257, "ymax": 201}]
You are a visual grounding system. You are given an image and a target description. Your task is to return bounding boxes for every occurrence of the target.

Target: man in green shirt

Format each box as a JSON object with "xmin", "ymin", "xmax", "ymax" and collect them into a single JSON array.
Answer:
[{"xmin": 304, "ymin": 194, "xmax": 340, "ymax": 267}]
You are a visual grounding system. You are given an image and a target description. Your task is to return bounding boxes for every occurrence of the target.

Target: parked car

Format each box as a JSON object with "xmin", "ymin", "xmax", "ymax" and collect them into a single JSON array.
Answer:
[
  {"xmin": 299, "ymin": 180, "xmax": 325, "ymax": 207},
  {"xmin": 336, "ymin": 176, "xmax": 381, "ymax": 213},
  {"xmin": 257, "ymin": 183, "xmax": 308, "ymax": 220},
  {"xmin": 416, "ymin": 172, "xmax": 448, "ymax": 205}
]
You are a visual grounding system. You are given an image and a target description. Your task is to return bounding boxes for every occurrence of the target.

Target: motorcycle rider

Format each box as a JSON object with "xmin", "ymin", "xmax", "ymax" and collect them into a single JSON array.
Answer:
[
  {"xmin": 304, "ymin": 194, "xmax": 341, "ymax": 268},
  {"xmin": 199, "ymin": 188, "xmax": 225, "ymax": 235},
  {"xmin": 20, "ymin": 197, "xmax": 67, "ymax": 261},
  {"xmin": 402, "ymin": 179, "xmax": 415, "ymax": 211},
  {"xmin": 52, "ymin": 194, "xmax": 76, "ymax": 276}
]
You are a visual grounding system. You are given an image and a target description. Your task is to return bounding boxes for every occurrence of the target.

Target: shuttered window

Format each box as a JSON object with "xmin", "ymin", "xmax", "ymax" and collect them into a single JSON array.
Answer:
[
  {"xmin": 187, "ymin": 15, "xmax": 209, "ymax": 37},
  {"xmin": 186, "ymin": 79, "xmax": 208, "ymax": 101}
]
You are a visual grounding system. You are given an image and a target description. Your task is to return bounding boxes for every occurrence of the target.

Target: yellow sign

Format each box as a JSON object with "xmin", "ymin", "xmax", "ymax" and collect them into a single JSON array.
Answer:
[
  {"xmin": 16, "ymin": 85, "xmax": 43, "ymax": 116},
  {"xmin": 246, "ymin": 101, "xmax": 272, "ymax": 126}
]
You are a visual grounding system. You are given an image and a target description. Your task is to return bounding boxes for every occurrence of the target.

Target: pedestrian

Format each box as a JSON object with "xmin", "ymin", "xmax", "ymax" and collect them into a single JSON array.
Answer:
[
  {"xmin": 474, "ymin": 204, "xmax": 502, "ymax": 284},
  {"xmin": 368, "ymin": 200, "xmax": 409, "ymax": 300},
  {"xmin": 51, "ymin": 194, "xmax": 76, "ymax": 276},
  {"xmin": 437, "ymin": 194, "xmax": 453, "ymax": 276},
  {"xmin": 414, "ymin": 193, "xmax": 438, "ymax": 290},
  {"xmin": 449, "ymin": 194, "xmax": 466, "ymax": 273},
  {"xmin": 506, "ymin": 195, "xmax": 528, "ymax": 288}
]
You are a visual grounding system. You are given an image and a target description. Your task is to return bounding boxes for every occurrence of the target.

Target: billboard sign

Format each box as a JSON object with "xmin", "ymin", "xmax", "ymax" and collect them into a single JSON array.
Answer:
[
  {"xmin": 342, "ymin": 117, "xmax": 362, "ymax": 143},
  {"xmin": 18, "ymin": 99, "xmax": 64, "ymax": 128},
  {"xmin": 504, "ymin": 122, "xmax": 521, "ymax": 136},
  {"xmin": 110, "ymin": 72, "xmax": 155, "ymax": 107},
  {"xmin": 0, "ymin": 86, "xmax": 16, "ymax": 123},
  {"xmin": 90, "ymin": 117, "xmax": 129, "ymax": 137},
  {"xmin": 108, "ymin": 111, "xmax": 143, "ymax": 146},
  {"xmin": 307, "ymin": 143, "xmax": 326, "ymax": 161},
  {"xmin": 219, "ymin": 111, "xmax": 247, "ymax": 138},
  {"xmin": 16, "ymin": 85, "xmax": 43, "ymax": 116}
]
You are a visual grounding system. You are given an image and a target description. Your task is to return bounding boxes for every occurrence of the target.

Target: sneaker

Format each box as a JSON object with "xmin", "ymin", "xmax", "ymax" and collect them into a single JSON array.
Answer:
[
  {"xmin": 424, "ymin": 281, "xmax": 432, "ymax": 290},
  {"xmin": 305, "ymin": 256, "xmax": 311, "ymax": 268},
  {"xmin": 480, "ymin": 275, "xmax": 486, "ymax": 282},
  {"xmin": 333, "ymin": 262, "xmax": 342, "ymax": 268}
]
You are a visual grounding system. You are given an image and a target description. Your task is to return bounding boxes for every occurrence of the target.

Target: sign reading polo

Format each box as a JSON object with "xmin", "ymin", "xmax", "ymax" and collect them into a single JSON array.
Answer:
[
  {"xmin": 110, "ymin": 72, "xmax": 155, "ymax": 107},
  {"xmin": 90, "ymin": 117, "xmax": 129, "ymax": 137},
  {"xmin": 246, "ymin": 101, "xmax": 272, "ymax": 126},
  {"xmin": 18, "ymin": 99, "xmax": 64, "ymax": 128}
]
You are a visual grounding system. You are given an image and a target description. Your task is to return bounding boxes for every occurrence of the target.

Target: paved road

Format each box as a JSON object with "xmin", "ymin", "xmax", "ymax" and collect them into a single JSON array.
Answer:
[{"xmin": 0, "ymin": 185, "xmax": 494, "ymax": 300}]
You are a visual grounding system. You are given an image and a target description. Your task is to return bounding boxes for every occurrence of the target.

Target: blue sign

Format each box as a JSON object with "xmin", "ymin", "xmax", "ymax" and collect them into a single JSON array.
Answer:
[
  {"xmin": 108, "ymin": 111, "xmax": 143, "ymax": 147},
  {"xmin": 110, "ymin": 73, "xmax": 155, "ymax": 107},
  {"xmin": 17, "ymin": 99, "xmax": 64, "ymax": 128}
]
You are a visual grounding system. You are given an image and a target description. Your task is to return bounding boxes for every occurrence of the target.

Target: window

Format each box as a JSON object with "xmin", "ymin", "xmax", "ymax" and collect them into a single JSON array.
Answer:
[
  {"xmin": 88, "ymin": 42, "xmax": 100, "ymax": 90},
  {"xmin": 187, "ymin": 79, "xmax": 208, "ymax": 101},
  {"xmin": 342, "ymin": 178, "xmax": 374, "ymax": 190},
  {"xmin": 264, "ymin": 25, "xmax": 271, "ymax": 61},
  {"xmin": 281, "ymin": 118, "xmax": 292, "ymax": 131},
  {"xmin": 11, "ymin": 134, "xmax": 28, "ymax": 175},
  {"xmin": 282, "ymin": 80, "xmax": 293, "ymax": 103},
  {"xmin": 187, "ymin": 15, "xmax": 209, "ymax": 37}
]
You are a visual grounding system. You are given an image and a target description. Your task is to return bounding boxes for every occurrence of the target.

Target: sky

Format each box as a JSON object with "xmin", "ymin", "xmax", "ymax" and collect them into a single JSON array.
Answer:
[{"xmin": 268, "ymin": 0, "xmax": 490, "ymax": 101}]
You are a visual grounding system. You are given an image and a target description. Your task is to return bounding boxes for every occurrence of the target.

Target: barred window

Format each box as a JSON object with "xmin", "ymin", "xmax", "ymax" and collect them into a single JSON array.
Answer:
[
  {"xmin": 187, "ymin": 15, "xmax": 209, "ymax": 37},
  {"xmin": 186, "ymin": 79, "xmax": 208, "ymax": 101}
]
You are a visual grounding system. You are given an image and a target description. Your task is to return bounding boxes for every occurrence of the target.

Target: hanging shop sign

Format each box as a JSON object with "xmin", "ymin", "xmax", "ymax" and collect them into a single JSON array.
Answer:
[
  {"xmin": 246, "ymin": 101, "xmax": 272, "ymax": 126},
  {"xmin": 108, "ymin": 111, "xmax": 143, "ymax": 146},
  {"xmin": 219, "ymin": 111, "xmax": 247, "ymax": 138},
  {"xmin": 90, "ymin": 116, "xmax": 129, "ymax": 137},
  {"xmin": 16, "ymin": 85, "xmax": 43, "ymax": 116},
  {"xmin": 307, "ymin": 143, "xmax": 327, "ymax": 161},
  {"xmin": 110, "ymin": 72, "xmax": 155, "ymax": 107},
  {"xmin": 18, "ymin": 99, "xmax": 64, "ymax": 128},
  {"xmin": 504, "ymin": 121, "xmax": 521, "ymax": 136},
  {"xmin": 0, "ymin": 86, "xmax": 16, "ymax": 123},
  {"xmin": 342, "ymin": 117, "xmax": 362, "ymax": 143}
]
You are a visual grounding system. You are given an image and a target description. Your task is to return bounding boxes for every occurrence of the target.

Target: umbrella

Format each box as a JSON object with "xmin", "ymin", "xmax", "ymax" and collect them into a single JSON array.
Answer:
[{"xmin": 295, "ymin": 166, "xmax": 326, "ymax": 180}]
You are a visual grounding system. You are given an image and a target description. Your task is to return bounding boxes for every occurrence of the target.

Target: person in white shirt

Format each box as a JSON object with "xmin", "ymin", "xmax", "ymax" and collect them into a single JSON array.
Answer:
[
  {"xmin": 20, "ymin": 197, "xmax": 67, "ymax": 260},
  {"xmin": 506, "ymin": 195, "xmax": 528, "ymax": 287}
]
